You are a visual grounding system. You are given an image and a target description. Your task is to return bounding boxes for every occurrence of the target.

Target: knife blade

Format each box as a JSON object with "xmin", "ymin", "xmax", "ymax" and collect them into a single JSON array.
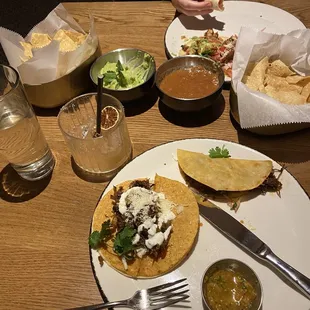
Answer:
[{"xmin": 198, "ymin": 201, "xmax": 310, "ymax": 300}]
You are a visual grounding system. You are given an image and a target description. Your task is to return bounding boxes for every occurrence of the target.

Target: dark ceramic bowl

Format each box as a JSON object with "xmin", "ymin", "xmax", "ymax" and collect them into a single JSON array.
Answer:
[
  {"xmin": 156, "ymin": 55, "xmax": 224, "ymax": 112},
  {"xmin": 90, "ymin": 48, "xmax": 156, "ymax": 103}
]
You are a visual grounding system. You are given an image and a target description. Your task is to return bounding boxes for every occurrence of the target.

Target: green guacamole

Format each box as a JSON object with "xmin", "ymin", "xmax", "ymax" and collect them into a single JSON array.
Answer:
[{"xmin": 99, "ymin": 53, "xmax": 152, "ymax": 90}]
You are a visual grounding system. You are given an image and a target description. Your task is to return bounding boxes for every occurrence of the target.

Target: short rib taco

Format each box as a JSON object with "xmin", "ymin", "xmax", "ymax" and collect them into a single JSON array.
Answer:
[
  {"xmin": 90, "ymin": 174, "xmax": 199, "ymax": 278},
  {"xmin": 177, "ymin": 148, "xmax": 283, "ymax": 212}
]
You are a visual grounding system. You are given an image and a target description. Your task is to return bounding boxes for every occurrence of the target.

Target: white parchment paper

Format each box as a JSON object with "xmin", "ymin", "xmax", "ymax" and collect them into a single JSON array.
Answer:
[
  {"xmin": 232, "ymin": 27, "xmax": 310, "ymax": 128},
  {"xmin": 0, "ymin": 4, "xmax": 98, "ymax": 85}
]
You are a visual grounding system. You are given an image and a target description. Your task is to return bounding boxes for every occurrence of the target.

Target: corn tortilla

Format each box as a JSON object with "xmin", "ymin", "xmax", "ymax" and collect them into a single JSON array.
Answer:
[
  {"xmin": 92, "ymin": 174, "xmax": 199, "ymax": 278},
  {"xmin": 177, "ymin": 149, "xmax": 273, "ymax": 192}
]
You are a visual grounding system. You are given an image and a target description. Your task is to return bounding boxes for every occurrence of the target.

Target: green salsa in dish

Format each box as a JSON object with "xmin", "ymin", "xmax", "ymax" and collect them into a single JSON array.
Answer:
[{"xmin": 203, "ymin": 269, "xmax": 257, "ymax": 310}]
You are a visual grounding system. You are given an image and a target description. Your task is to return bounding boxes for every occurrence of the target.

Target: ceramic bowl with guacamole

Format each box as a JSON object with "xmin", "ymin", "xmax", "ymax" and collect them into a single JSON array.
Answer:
[
  {"xmin": 201, "ymin": 258, "xmax": 263, "ymax": 310},
  {"xmin": 90, "ymin": 48, "xmax": 156, "ymax": 103}
]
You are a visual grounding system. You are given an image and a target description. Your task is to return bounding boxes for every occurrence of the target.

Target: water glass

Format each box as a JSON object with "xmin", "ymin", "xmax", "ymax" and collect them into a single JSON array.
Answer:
[
  {"xmin": 58, "ymin": 93, "xmax": 132, "ymax": 178},
  {"xmin": 0, "ymin": 65, "xmax": 55, "ymax": 181}
]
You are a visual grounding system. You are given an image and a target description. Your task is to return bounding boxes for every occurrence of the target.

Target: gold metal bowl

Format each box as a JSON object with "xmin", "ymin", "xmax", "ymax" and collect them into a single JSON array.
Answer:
[{"xmin": 23, "ymin": 44, "xmax": 101, "ymax": 109}]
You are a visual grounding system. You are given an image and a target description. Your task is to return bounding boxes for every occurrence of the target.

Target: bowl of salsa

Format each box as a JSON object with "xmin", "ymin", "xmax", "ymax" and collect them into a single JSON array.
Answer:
[
  {"xmin": 201, "ymin": 259, "xmax": 263, "ymax": 310},
  {"xmin": 155, "ymin": 55, "xmax": 224, "ymax": 111}
]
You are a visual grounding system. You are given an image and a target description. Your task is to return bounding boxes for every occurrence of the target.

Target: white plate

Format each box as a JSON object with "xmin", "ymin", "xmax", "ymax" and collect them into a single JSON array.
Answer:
[
  {"xmin": 91, "ymin": 138, "xmax": 310, "ymax": 309},
  {"xmin": 165, "ymin": 1, "xmax": 306, "ymax": 82}
]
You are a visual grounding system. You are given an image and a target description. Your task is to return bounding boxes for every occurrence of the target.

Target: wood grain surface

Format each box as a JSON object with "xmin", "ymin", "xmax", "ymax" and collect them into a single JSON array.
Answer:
[{"xmin": 0, "ymin": 1, "xmax": 310, "ymax": 309}]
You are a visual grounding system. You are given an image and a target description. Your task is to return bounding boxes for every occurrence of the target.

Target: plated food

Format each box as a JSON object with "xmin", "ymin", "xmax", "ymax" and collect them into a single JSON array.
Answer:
[
  {"xmin": 179, "ymin": 29, "xmax": 238, "ymax": 78},
  {"xmin": 91, "ymin": 138, "xmax": 310, "ymax": 310},
  {"xmin": 90, "ymin": 174, "xmax": 199, "ymax": 278},
  {"xmin": 243, "ymin": 57, "xmax": 310, "ymax": 105},
  {"xmin": 159, "ymin": 65, "xmax": 219, "ymax": 99},
  {"xmin": 177, "ymin": 147, "xmax": 283, "ymax": 211},
  {"xmin": 20, "ymin": 29, "xmax": 87, "ymax": 62}
]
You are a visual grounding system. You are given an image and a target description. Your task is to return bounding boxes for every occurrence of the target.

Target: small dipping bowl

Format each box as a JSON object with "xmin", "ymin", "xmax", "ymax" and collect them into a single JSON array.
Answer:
[
  {"xmin": 90, "ymin": 48, "xmax": 156, "ymax": 103},
  {"xmin": 201, "ymin": 259, "xmax": 263, "ymax": 310},
  {"xmin": 155, "ymin": 55, "xmax": 224, "ymax": 112}
]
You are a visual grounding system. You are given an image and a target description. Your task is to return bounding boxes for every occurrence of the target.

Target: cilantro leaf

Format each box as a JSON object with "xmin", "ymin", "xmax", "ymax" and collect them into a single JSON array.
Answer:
[
  {"xmin": 117, "ymin": 70, "xmax": 127, "ymax": 87},
  {"xmin": 113, "ymin": 225, "xmax": 136, "ymax": 259},
  {"xmin": 89, "ymin": 220, "xmax": 113, "ymax": 249},
  {"xmin": 201, "ymin": 50, "xmax": 211, "ymax": 57},
  {"xmin": 116, "ymin": 60, "xmax": 124, "ymax": 71},
  {"xmin": 103, "ymin": 71, "xmax": 117, "ymax": 84},
  {"xmin": 209, "ymin": 145, "xmax": 231, "ymax": 158}
]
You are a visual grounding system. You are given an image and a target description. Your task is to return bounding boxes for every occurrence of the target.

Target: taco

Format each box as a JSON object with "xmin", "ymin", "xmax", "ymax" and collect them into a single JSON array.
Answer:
[
  {"xmin": 90, "ymin": 174, "xmax": 199, "ymax": 278},
  {"xmin": 177, "ymin": 148, "xmax": 283, "ymax": 211}
]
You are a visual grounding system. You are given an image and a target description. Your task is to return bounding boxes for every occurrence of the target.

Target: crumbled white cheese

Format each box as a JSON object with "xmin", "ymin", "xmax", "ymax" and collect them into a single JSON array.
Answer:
[
  {"xmin": 117, "ymin": 186, "xmax": 177, "ymax": 257},
  {"xmin": 148, "ymin": 223, "xmax": 157, "ymax": 237},
  {"xmin": 146, "ymin": 232, "xmax": 165, "ymax": 249},
  {"xmin": 119, "ymin": 187, "xmax": 162, "ymax": 217},
  {"xmin": 164, "ymin": 226, "xmax": 172, "ymax": 240},
  {"xmin": 158, "ymin": 210, "xmax": 175, "ymax": 230},
  {"xmin": 132, "ymin": 234, "xmax": 140, "ymax": 245},
  {"xmin": 136, "ymin": 247, "xmax": 147, "ymax": 258},
  {"xmin": 138, "ymin": 218, "xmax": 154, "ymax": 233},
  {"xmin": 122, "ymin": 256, "xmax": 128, "ymax": 270}
]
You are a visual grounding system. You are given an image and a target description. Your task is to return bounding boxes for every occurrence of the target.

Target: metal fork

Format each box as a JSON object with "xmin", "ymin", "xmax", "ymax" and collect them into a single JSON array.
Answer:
[{"xmin": 68, "ymin": 278, "xmax": 190, "ymax": 310}]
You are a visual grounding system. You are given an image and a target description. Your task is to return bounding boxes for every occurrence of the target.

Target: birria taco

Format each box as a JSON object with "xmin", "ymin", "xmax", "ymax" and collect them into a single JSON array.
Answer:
[
  {"xmin": 90, "ymin": 174, "xmax": 199, "ymax": 278},
  {"xmin": 177, "ymin": 148, "xmax": 283, "ymax": 211}
]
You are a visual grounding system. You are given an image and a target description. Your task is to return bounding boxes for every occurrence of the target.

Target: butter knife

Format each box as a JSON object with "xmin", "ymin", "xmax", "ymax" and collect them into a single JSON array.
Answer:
[{"xmin": 199, "ymin": 201, "xmax": 310, "ymax": 300}]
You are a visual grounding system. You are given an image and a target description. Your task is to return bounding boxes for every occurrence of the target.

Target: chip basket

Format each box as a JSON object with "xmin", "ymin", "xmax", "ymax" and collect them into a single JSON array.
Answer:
[
  {"xmin": 229, "ymin": 86, "xmax": 310, "ymax": 136},
  {"xmin": 23, "ymin": 44, "xmax": 101, "ymax": 109}
]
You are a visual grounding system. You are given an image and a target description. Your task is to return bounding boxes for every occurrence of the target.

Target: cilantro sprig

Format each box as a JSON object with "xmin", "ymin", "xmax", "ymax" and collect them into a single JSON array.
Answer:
[
  {"xmin": 113, "ymin": 226, "xmax": 136, "ymax": 260},
  {"xmin": 103, "ymin": 71, "xmax": 117, "ymax": 83},
  {"xmin": 89, "ymin": 220, "xmax": 113, "ymax": 249},
  {"xmin": 209, "ymin": 145, "xmax": 231, "ymax": 158}
]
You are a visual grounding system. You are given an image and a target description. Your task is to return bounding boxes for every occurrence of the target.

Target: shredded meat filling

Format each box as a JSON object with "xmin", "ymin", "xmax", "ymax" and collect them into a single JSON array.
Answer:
[
  {"xmin": 111, "ymin": 186, "xmax": 125, "ymax": 230},
  {"xmin": 259, "ymin": 172, "xmax": 283, "ymax": 194},
  {"xmin": 129, "ymin": 179, "xmax": 152, "ymax": 190},
  {"xmin": 111, "ymin": 179, "xmax": 172, "ymax": 259}
]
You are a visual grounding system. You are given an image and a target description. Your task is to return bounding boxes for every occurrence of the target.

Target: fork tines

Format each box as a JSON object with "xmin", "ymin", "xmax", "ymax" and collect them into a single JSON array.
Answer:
[
  {"xmin": 148, "ymin": 278, "xmax": 190, "ymax": 309},
  {"xmin": 148, "ymin": 278, "xmax": 187, "ymax": 293}
]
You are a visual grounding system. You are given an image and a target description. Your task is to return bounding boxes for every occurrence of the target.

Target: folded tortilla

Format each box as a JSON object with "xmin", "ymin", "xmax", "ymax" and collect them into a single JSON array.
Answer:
[
  {"xmin": 177, "ymin": 149, "xmax": 273, "ymax": 191},
  {"xmin": 92, "ymin": 174, "xmax": 199, "ymax": 278},
  {"xmin": 211, "ymin": 0, "xmax": 224, "ymax": 11}
]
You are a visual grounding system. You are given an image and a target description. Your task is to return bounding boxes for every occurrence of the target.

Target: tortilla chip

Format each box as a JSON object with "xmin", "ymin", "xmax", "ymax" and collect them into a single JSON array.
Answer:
[
  {"xmin": 53, "ymin": 29, "xmax": 78, "ymax": 52},
  {"xmin": 264, "ymin": 74, "xmax": 302, "ymax": 93},
  {"xmin": 286, "ymin": 75, "xmax": 310, "ymax": 84},
  {"xmin": 301, "ymin": 80, "xmax": 310, "ymax": 100},
  {"xmin": 177, "ymin": 149, "xmax": 273, "ymax": 192},
  {"xmin": 19, "ymin": 42, "xmax": 33, "ymax": 62},
  {"xmin": 92, "ymin": 175, "xmax": 199, "ymax": 278},
  {"xmin": 64, "ymin": 30, "xmax": 86, "ymax": 45},
  {"xmin": 30, "ymin": 33, "xmax": 51, "ymax": 48},
  {"xmin": 243, "ymin": 56, "xmax": 269, "ymax": 91},
  {"xmin": 258, "ymin": 84, "xmax": 266, "ymax": 93},
  {"xmin": 265, "ymin": 85, "xmax": 306, "ymax": 105},
  {"xmin": 267, "ymin": 59, "xmax": 295, "ymax": 77}
]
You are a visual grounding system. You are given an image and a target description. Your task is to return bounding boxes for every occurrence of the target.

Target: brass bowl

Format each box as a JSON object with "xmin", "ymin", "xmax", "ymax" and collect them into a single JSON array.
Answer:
[
  {"xmin": 155, "ymin": 55, "xmax": 224, "ymax": 112},
  {"xmin": 201, "ymin": 258, "xmax": 263, "ymax": 310},
  {"xmin": 90, "ymin": 48, "xmax": 156, "ymax": 103},
  {"xmin": 23, "ymin": 44, "xmax": 101, "ymax": 109}
]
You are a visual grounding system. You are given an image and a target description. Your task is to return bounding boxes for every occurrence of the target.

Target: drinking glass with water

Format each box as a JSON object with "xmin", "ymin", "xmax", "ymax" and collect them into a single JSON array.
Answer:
[{"xmin": 0, "ymin": 65, "xmax": 55, "ymax": 181}]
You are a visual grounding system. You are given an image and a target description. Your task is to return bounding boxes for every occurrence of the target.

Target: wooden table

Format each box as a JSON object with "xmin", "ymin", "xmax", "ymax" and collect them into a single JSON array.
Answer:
[{"xmin": 1, "ymin": 1, "xmax": 310, "ymax": 309}]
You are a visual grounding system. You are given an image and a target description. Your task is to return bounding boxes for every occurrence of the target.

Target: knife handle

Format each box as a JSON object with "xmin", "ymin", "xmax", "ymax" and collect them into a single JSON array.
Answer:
[{"xmin": 264, "ymin": 249, "xmax": 310, "ymax": 300}]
